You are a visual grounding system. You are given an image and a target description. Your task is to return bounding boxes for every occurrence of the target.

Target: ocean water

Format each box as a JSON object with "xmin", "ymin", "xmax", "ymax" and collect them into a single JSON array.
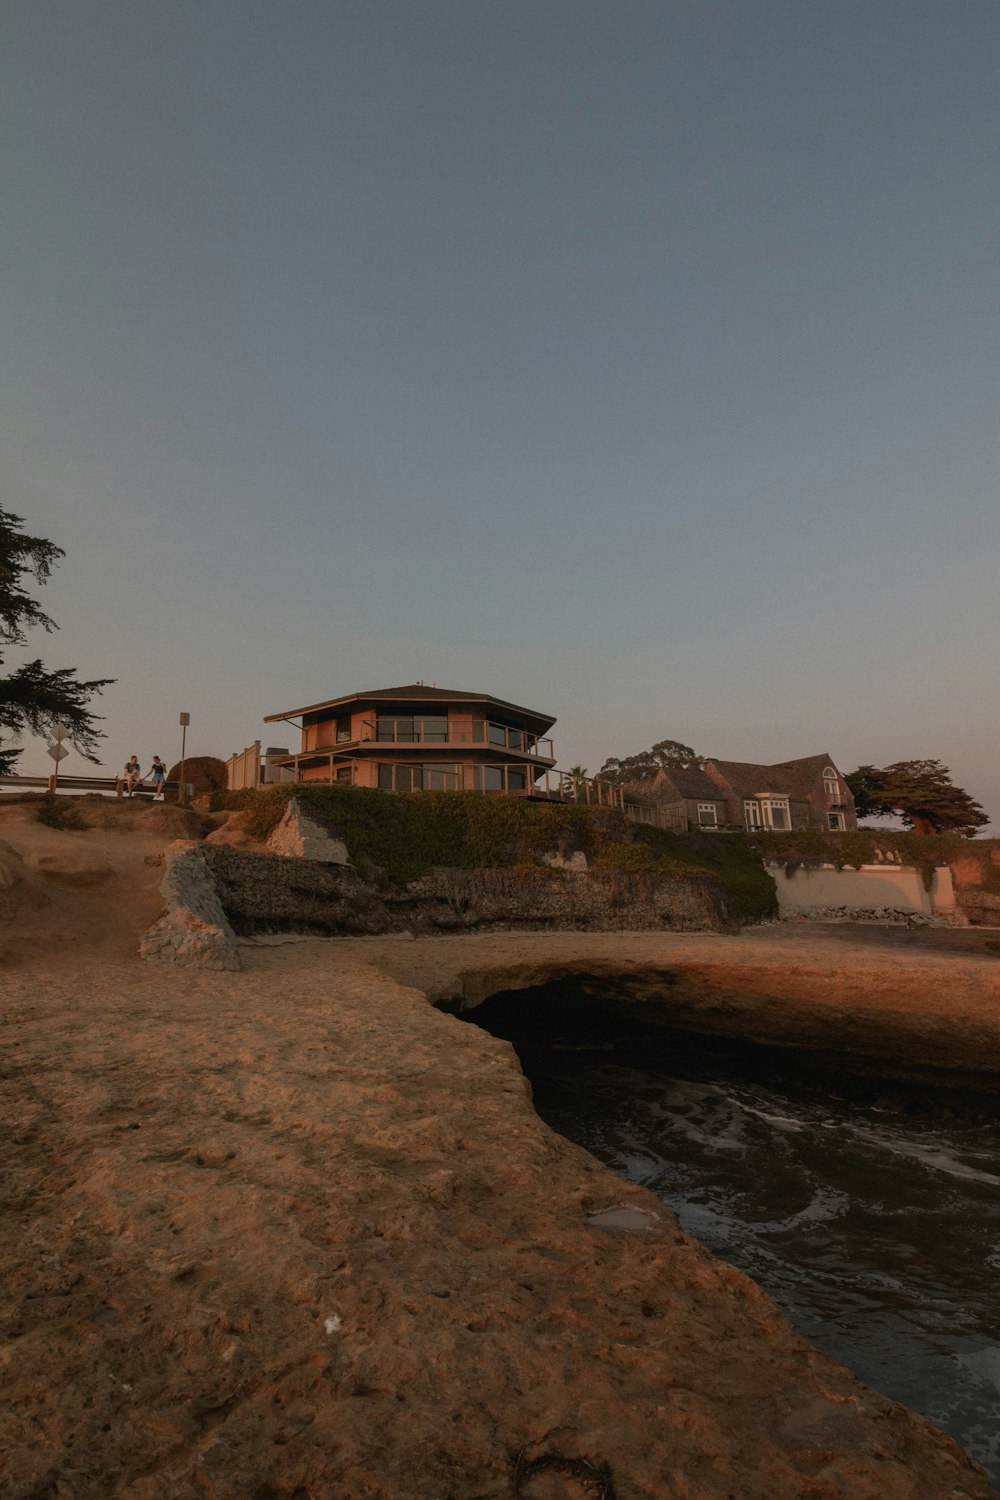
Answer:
[{"xmin": 460, "ymin": 990, "xmax": 1000, "ymax": 1482}]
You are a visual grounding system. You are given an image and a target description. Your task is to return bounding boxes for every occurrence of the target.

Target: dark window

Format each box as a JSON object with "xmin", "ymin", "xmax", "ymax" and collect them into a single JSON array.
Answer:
[
  {"xmin": 336, "ymin": 715, "xmax": 352, "ymax": 743},
  {"xmin": 507, "ymin": 729, "xmax": 523, "ymax": 751},
  {"xmin": 377, "ymin": 764, "xmax": 394, "ymax": 789},
  {"xmin": 419, "ymin": 716, "xmax": 448, "ymax": 743},
  {"xmin": 377, "ymin": 715, "xmax": 447, "ymax": 743},
  {"xmin": 335, "ymin": 766, "xmax": 352, "ymax": 783},
  {"xmin": 424, "ymin": 764, "xmax": 458, "ymax": 790},
  {"xmin": 508, "ymin": 769, "xmax": 526, "ymax": 790},
  {"xmin": 484, "ymin": 767, "xmax": 504, "ymax": 791},
  {"xmin": 488, "ymin": 723, "xmax": 506, "ymax": 747}
]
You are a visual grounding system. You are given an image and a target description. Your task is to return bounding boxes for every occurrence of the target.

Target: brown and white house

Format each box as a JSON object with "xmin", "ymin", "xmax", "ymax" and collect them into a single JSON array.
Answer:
[
  {"xmin": 635, "ymin": 754, "xmax": 857, "ymax": 833},
  {"xmin": 260, "ymin": 683, "xmax": 561, "ymax": 796}
]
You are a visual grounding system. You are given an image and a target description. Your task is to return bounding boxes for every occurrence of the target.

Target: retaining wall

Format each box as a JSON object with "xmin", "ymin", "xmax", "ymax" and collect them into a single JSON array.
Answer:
[{"xmin": 769, "ymin": 862, "xmax": 957, "ymax": 921}]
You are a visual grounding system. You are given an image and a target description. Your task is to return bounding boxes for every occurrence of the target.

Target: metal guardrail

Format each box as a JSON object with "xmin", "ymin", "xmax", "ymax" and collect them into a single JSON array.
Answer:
[{"xmin": 0, "ymin": 773, "xmax": 189, "ymax": 797}]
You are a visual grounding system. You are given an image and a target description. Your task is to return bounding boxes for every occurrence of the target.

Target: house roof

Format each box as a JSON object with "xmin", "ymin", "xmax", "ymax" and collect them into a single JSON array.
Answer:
[
  {"xmin": 707, "ymin": 753, "xmax": 840, "ymax": 801},
  {"xmin": 628, "ymin": 766, "xmax": 722, "ymax": 801},
  {"xmin": 264, "ymin": 684, "xmax": 557, "ymax": 732}
]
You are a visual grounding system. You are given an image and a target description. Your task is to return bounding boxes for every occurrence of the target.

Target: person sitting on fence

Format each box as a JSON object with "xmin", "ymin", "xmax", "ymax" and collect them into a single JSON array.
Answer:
[
  {"xmin": 124, "ymin": 755, "xmax": 141, "ymax": 796},
  {"xmin": 150, "ymin": 756, "xmax": 166, "ymax": 800}
]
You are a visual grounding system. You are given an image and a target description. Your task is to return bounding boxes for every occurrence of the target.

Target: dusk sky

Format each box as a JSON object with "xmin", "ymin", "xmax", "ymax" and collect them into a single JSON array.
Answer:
[{"xmin": 4, "ymin": 2, "xmax": 998, "ymax": 823}]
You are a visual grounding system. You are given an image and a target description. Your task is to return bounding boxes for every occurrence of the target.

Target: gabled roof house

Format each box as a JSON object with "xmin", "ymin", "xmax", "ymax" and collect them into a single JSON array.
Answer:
[{"xmin": 639, "ymin": 753, "xmax": 856, "ymax": 832}]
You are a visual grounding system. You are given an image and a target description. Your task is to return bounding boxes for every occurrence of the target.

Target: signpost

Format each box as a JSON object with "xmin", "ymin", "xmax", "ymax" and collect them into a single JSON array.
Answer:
[
  {"xmin": 178, "ymin": 713, "xmax": 190, "ymax": 805},
  {"xmin": 47, "ymin": 722, "xmax": 69, "ymax": 794}
]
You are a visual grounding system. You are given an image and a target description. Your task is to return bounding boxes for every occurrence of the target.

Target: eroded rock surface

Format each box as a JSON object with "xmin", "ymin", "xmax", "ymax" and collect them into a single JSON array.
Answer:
[
  {"xmin": 139, "ymin": 843, "xmax": 241, "ymax": 970},
  {"xmin": 2, "ymin": 931, "xmax": 998, "ymax": 1498}
]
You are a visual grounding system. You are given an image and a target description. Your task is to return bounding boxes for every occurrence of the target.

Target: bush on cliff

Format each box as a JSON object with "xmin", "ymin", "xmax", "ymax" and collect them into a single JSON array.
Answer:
[{"xmin": 211, "ymin": 785, "xmax": 777, "ymax": 923}]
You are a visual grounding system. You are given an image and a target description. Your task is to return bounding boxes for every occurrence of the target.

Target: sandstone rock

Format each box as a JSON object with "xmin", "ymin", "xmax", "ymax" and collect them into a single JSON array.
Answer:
[
  {"xmin": 267, "ymin": 800, "xmax": 350, "ymax": 864},
  {"xmin": 139, "ymin": 845, "xmax": 241, "ymax": 970},
  {"xmin": 204, "ymin": 809, "xmax": 258, "ymax": 850}
]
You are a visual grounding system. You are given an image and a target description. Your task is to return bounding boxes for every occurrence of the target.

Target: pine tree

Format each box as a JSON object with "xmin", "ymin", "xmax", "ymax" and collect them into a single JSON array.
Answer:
[
  {"xmin": 0, "ymin": 509, "xmax": 113, "ymax": 775},
  {"xmin": 846, "ymin": 760, "xmax": 988, "ymax": 836}
]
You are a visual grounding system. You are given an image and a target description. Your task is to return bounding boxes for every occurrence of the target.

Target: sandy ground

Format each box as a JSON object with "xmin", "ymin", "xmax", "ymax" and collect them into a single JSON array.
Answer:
[{"xmin": 2, "ymin": 800, "xmax": 999, "ymax": 1499}]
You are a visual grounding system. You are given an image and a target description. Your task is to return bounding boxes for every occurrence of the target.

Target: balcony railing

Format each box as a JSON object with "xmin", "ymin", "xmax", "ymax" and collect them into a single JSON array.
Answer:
[{"xmin": 302, "ymin": 726, "xmax": 556, "ymax": 760}]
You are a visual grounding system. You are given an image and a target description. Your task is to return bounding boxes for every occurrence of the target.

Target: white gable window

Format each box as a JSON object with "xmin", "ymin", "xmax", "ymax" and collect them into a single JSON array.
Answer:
[
  {"xmin": 697, "ymin": 803, "xmax": 718, "ymax": 828},
  {"xmin": 823, "ymin": 768, "xmax": 839, "ymax": 800},
  {"xmin": 765, "ymin": 798, "xmax": 790, "ymax": 830},
  {"xmin": 750, "ymin": 794, "xmax": 790, "ymax": 830}
]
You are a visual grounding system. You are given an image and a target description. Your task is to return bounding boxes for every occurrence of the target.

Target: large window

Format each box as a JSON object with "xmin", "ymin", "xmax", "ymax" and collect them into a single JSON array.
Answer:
[
  {"xmin": 470, "ymin": 765, "xmax": 529, "ymax": 792},
  {"xmin": 697, "ymin": 803, "xmax": 718, "ymax": 828},
  {"xmin": 376, "ymin": 715, "xmax": 449, "ymax": 744},
  {"xmin": 377, "ymin": 762, "xmax": 459, "ymax": 791},
  {"xmin": 744, "ymin": 798, "xmax": 789, "ymax": 830},
  {"xmin": 485, "ymin": 721, "xmax": 535, "ymax": 753},
  {"xmin": 764, "ymin": 798, "xmax": 790, "ymax": 830},
  {"xmin": 823, "ymin": 768, "xmax": 839, "ymax": 800}
]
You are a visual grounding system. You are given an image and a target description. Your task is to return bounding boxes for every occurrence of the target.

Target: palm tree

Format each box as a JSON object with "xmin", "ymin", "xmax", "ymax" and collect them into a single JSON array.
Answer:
[{"xmin": 562, "ymin": 764, "xmax": 588, "ymax": 797}]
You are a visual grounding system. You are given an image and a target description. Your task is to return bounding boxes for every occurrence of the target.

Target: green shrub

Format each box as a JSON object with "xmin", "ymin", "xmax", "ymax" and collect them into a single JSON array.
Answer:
[{"xmin": 210, "ymin": 786, "xmax": 778, "ymax": 920}]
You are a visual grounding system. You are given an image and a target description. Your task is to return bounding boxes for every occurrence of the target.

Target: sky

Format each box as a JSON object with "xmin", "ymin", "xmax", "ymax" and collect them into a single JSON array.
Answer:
[{"xmin": 2, "ymin": 1, "xmax": 998, "ymax": 823}]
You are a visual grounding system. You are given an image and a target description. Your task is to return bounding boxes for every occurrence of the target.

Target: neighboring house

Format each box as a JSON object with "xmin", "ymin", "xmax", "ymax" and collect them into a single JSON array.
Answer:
[
  {"xmin": 636, "ymin": 754, "xmax": 857, "ymax": 832},
  {"xmin": 261, "ymin": 684, "xmax": 559, "ymax": 796}
]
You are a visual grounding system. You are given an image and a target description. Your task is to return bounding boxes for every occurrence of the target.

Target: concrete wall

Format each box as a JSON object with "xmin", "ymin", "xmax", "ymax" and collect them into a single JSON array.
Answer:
[{"xmin": 769, "ymin": 862, "xmax": 956, "ymax": 919}]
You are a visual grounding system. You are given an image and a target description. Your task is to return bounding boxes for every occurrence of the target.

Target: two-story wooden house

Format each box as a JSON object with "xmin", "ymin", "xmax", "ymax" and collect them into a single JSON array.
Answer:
[{"xmin": 262, "ymin": 684, "xmax": 558, "ymax": 796}]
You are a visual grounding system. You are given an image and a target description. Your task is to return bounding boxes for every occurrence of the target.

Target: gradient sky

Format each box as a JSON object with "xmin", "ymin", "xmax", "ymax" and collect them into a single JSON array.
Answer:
[{"xmin": 3, "ymin": 1, "xmax": 998, "ymax": 823}]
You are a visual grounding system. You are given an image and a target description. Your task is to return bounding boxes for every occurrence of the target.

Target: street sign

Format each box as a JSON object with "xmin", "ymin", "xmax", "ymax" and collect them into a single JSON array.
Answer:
[
  {"xmin": 51, "ymin": 722, "xmax": 68, "ymax": 740},
  {"xmin": 47, "ymin": 743, "xmax": 69, "ymax": 762}
]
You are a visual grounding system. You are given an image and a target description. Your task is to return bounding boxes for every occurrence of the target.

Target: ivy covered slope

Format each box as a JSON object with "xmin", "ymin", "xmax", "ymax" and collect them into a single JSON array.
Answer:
[{"xmin": 213, "ymin": 785, "xmax": 777, "ymax": 924}]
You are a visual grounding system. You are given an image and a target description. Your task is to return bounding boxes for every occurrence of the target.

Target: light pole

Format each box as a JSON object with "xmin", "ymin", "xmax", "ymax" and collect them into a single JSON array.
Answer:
[{"xmin": 178, "ymin": 712, "xmax": 190, "ymax": 805}]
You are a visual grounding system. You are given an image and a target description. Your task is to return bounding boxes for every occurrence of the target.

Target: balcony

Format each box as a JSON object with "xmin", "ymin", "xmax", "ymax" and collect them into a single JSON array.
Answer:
[{"xmin": 304, "ymin": 721, "xmax": 556, "ymax": 761}]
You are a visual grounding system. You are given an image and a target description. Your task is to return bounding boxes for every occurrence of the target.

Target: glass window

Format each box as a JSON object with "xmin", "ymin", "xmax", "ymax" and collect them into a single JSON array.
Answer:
[
  {"xmin": 697, "ymin": 803, "xmax": 717, "ymax": 827},
  {"xmin": 508, "ymin": 769, "xmax": 526, "ymax": 791},
  {"xmin": 417, "ymin": 716, "xmax": 449, "ymax": 743},
  {"xmin": 507, "ymin": 729, "xmax": 523, "ymax": 751},
  {"xmin": 424, "ymin": 764, "xmax": 458, "ymax": 790},
  {"xmin": 488, "ymin": 723, "xmax": 507, "ymax": 747},
  {"xmin": 484, "ymin": 767, "xmax": 504, "ymax": 791},
  {"xmin": 828, "ymin": 811, "xmax": 845, "ymax": 831},
  {"xmin": 335, "ymin": 766, "xmax": 352, "ymax": 783},
  {"xmin": 336, "ymin": 715, "xmax": 352, "ymax": 743},
  {"xmin": 377, "ymin": 764, "xmax": 394, "ymax": 789},
  {"xmin": 396, "ymin": 765, "xmax": 412, "ymax": 793},
  {"xmin": 769, "ymin": 805, "xmax": 788, "ymax": 830},
  {"xmin": 744, "ymin": 801, "xmax": 761, "ymax": 830}
]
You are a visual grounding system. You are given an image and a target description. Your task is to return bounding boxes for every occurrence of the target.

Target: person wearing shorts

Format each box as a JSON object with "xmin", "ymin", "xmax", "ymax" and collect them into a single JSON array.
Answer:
[
  {"xmin": 124, "ymin": 756, "xmax": 141, "ymax": 797},
  {"xmin": 150, "ymin": 757, "xmax": 166, "ymax": 800}
]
